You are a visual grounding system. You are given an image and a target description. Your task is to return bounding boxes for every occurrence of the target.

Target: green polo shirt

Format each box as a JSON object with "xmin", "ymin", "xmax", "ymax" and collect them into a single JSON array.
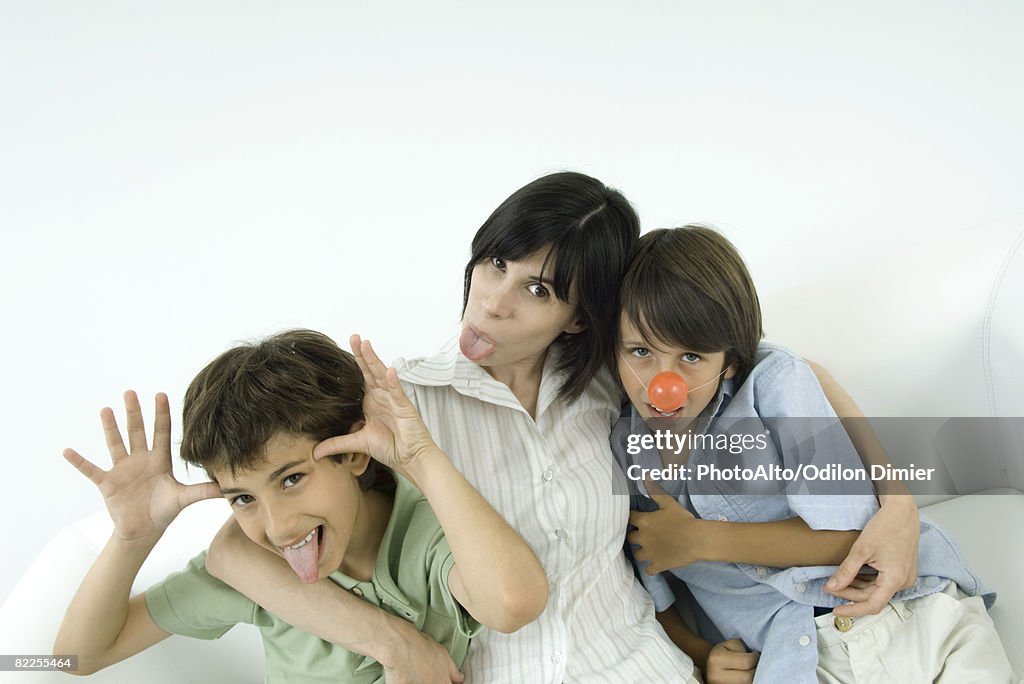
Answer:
[{"xmin": 145, "ymin": 475, "xmax": 480, "ymax": 683}]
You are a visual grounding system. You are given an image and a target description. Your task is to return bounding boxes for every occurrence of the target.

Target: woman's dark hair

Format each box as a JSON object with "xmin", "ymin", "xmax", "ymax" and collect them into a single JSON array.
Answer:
[
  {"xmin": 181, "ymin": 329, "xmax": 389, "ymax": 491},
  {"xmin": 620, "ymin": 225, "xmax": 764, "ymax": 380},
  {"xmin": 463, "ymin": 171, "xmax": 640, "ymax": 403}
]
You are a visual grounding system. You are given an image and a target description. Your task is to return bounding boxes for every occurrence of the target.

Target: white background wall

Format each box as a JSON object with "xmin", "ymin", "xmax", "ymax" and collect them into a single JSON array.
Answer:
[{"xmin": 2, "ymin": 1, "xmax": 1022, "ymax": 604}]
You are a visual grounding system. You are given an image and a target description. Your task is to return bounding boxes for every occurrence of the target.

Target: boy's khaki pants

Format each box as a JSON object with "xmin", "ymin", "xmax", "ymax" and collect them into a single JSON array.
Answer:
[{"xmin": 815, "ymin": 582, "xmax": 1017, "ymax": 683}]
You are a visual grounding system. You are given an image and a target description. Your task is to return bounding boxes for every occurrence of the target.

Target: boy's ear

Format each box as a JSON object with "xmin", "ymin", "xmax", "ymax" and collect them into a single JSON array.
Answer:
[
  {"xmin": 724, "ymin": 361, "xmax": 738, "ymax": 380},
  {"xmin": 347, "ymin": 451, "xmax": 371, "ymax": 476}
]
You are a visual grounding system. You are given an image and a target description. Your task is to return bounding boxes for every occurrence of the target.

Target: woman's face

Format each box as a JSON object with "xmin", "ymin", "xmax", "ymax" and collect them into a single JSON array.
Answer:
[{"xmin": 460, "ymin": 247, "xmax": 584, "ymax": 369}]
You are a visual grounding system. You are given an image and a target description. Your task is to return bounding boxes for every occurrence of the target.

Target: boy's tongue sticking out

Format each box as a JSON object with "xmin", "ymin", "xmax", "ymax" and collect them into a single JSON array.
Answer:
[{"xmin": 281, "ymin": 527, "xmax": 320, "ymax": 584}]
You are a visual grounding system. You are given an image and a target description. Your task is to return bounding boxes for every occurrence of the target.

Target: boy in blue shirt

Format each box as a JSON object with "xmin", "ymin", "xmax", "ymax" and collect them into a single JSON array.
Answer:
[{"xmin": 612, "ymin": 227, "xmax": 1013, "ymax": 682}]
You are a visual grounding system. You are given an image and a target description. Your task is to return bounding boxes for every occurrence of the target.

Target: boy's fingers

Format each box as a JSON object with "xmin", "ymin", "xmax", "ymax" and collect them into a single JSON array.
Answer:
[
  {"xmin": 179, "ymin": 481, "xmax": 223, "ymax": 508},
  {"xmin": 152, "ymin": 392, "xmax": 172, "ymax": 454},
  {"xmin": 123, "ymin": 390, "xmax": 148, "ymax": 454},
  {"xmin": 100, "ymin": 407, "xmax": 129, "ymax": 462},
  {"xmin": 716, "ymin": 639, "xmax": 759, "ymax": 673},
  {"xmin": 63, "ymin": 448, "xmax": 105, "ymax": 485},
  {"xmin": 719, "ymin": 638, "xmax": 747, "ymax": 652},
  {"xmin": 350, "ymin": 334, "xmax": 379, "ymax": 391},
  {"xmin": 312, "ymin": 434, "xmax": 364, "ymax": 460},
  {"xmin": 628, "ymin": 510, "xmax": 648, "ymax": 529},
  {"xmin": 644, "ymin": 479, "xmax": 678, "ymax": 510}
]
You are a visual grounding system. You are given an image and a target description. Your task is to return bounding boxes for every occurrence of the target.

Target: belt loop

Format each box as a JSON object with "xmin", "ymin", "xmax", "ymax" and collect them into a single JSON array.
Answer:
[{"xmin": 891, "ymin": 598, "xmax": 913, "ymax": 622}]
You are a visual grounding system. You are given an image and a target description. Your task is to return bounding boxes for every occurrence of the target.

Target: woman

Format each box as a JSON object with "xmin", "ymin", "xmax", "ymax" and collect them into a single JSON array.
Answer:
[{"xmin": 207, "ymin": 172, "xmax": 919, "ymax": 683}]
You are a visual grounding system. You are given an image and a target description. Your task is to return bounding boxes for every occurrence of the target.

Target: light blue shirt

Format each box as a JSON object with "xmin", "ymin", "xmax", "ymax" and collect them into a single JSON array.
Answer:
[{"xmin": 611, "ymin": 343, "xmax": 992, "ymax": 684}]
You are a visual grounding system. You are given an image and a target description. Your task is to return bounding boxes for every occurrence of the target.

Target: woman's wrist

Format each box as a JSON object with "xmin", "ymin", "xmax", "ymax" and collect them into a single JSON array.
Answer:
[
  {"xmin": 878, "ymin": 484, "xmax": 916, "ymax": 505},
  {"xmin": 401, "ymin": 443, "xmax": 453, "ymax": 493}
]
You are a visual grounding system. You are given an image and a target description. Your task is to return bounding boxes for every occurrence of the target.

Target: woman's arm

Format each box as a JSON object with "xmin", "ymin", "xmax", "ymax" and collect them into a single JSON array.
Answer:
[
  {"xmin": 404, "ymin": 445, "xmax": 548, "ymax": 632},
  {"xmin": 205, "ymin": 518, "xmax": 465, "ymax": 684},
  {"xmin": 808, "ymin": 360, "xmax": 921, "ymax": 617},
  {"xmin": 314, "ymin": 336, "xmax": 547, "ymax": 633}
]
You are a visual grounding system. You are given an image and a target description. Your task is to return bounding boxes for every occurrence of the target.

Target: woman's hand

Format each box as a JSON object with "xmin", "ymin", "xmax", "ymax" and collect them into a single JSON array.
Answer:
[
  {"xmin": 313, "ymin": 335, "xmax": 439, "ymax": 477},
  {"xmin": 63, "ymin": 391, "xmax": 220, "ymax": 546},
  {"xmin": 826, "ymin": 494, "xmax": 920, "ymax": 616},
  {"xmin": 628, "ymin": 480, "xmax": 710, "ymax": 573}
]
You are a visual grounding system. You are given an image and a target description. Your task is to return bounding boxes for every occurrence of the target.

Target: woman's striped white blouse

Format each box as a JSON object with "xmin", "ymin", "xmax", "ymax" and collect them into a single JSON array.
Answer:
[{"xmin": 397, "ymin": 339, "xmax": 695, "ymax": 683}]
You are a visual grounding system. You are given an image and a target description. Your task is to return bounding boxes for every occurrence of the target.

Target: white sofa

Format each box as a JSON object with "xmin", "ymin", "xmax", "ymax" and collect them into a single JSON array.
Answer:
[
  {"xmin": 2, "ymin": 217, "xmax": 1022, "ymax": 681},
  {"xmin": 764, "ymin": 215, "xmax": 1024, "ymax": 678}
]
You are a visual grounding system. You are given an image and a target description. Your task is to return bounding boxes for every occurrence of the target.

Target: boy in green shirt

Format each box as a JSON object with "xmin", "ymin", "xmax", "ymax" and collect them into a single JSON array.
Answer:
[{"xmin": 54, "ymin": 329, "xmax": 547, "ymax": 681}]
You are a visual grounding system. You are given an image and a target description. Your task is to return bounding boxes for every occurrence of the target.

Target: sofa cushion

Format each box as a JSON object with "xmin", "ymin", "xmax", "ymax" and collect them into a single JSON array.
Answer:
[{"xmin": 919, "ymin": 488, "xmax": 1024, "ymax": 675}]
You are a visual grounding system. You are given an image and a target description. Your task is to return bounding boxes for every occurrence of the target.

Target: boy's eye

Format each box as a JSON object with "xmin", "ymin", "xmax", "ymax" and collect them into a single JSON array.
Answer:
[
  {"xmin": 230, "ymin": 494, "xmax": 254, "ymax": 508},
  {"xmin": 629, "ymin": 347, "xmax": 651, "ymax": 359},
  {"xmin": 490, "ymin": 256, "xmax": 506, "ymax": 271},
  {"xmin": 283, "ymin": 473, "xmax": 304, "ymax": 488},
  {"xmin": 682, "ymin": 352, "xmax": 702, "ymax": 363},
  {"xmin": 526, "ymin": 283, "xmax": 549, "ymax": 298}
]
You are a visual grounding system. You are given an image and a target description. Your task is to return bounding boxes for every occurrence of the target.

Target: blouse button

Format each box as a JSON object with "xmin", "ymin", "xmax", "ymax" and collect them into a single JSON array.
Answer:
[
  {"xmin": 555, "ymin": 529, "xmax": 569, "ymax": 541},
  {"xmin": 795, "ymin": 582, "xmax": 807, "ymax": 593},
  {"xmin": 351, "ymin": 587, "xmax": 364, "ymax": 598},
  {"xmin": 542, "ymin": 469, "xmax": 554, "ymax": 482},
  {"xmin": 717, "ymin": 514, "xmax": 729, "ymax": 522},
  {"xmin": 798, "ymin": 634, "xmax": 811, "ymax": 647},
  {"xmin": 756, "ymin": 566, "xmax": 768, "ymax": 577}
]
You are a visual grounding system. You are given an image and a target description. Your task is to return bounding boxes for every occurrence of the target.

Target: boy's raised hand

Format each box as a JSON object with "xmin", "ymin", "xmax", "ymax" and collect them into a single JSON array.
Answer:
[
  {"xmin": 63, "ymin": 391, "xmax": 221, "ymax": 546},
  {"xmin": 313, "ymin": 335, "xmax": 436, "ymax": 475}
]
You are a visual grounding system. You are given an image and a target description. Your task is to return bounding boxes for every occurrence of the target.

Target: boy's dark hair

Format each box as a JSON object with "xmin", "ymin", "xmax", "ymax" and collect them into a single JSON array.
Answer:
[
  {"xmin": 181, "ymin": 329, "xmax": 386, "ymax": 490},
  {"xmin": 620, "ymin": 225, "xmax": 764, "ymax": 379},
  {"xmin": 463, "ymin": 171, "xmax": 640, "ymax": 403}
]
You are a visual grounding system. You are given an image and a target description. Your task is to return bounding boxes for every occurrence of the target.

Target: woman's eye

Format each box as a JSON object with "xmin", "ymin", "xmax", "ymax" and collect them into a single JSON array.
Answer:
[
  {"xmin": 283, "ymin": 473, "xmax": 304, "ymax": 488},
  {"xmin": 230, "ymin": 494, "xmax": 254, "ymax": 508},
  {"xmin": 629, "ymin": 347, "xmax": 651, "ymax": 359},
  {"xmin": 526, "ymin": 283, "xmax": 549, "ymax": 298},
  {"xmin": 490, "ymin": 256, "xmax": 506, "ymax": 271},
  {"xmin": 682, "ymin": 352, "xmax": 702, "ymax": 364}
]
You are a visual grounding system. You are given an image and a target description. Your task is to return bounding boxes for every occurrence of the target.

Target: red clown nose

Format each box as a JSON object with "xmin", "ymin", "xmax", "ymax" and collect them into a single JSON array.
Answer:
[{"xmin": 648, "ymin": 371, "xmax": 688, "ymax": 413}]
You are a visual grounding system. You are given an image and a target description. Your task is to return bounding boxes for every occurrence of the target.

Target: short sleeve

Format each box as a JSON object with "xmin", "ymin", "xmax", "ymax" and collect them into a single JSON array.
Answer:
[
  {"xmin": 429, "ymin": 535, "xmax": 483, "ymax": 640},
  {"xmin": 383, "ymin": 483, "xmax": 482, "ymax": 668},
  {"xmin": 145, "ymin": 551, "xmax": 258, "ymax": 640}
]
